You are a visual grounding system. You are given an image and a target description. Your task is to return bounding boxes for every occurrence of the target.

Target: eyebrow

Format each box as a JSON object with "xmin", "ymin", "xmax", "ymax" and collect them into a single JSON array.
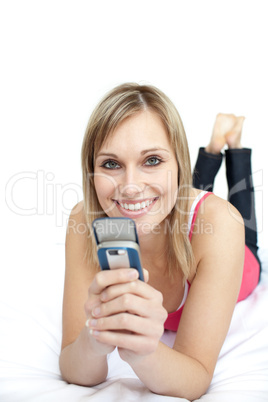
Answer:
[
  {"xmin": 141, "ymin": 147, "xmax": 170, "ymax": 155},
  {"xmin": 96, "ymin": 147, "xmax": 170, "ymax": 158}
]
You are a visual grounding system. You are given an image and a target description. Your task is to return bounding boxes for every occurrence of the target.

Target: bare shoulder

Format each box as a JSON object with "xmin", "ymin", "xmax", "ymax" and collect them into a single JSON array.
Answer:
[
  {"xmin": 189, "ymin": 188, "xmax": 243, "ymax": 225},
  {"xmin": 65, "ymin": 201, "xmax": 89, "ymax": 267},
  {"xmin": 66, "ymin": 200, "xmax": 87, "ymax": 236},
  {"xmin": 200, "ymin": 193, "xmax": 244, "ymax": 233},
  {"xmin": 190, "ymin": 192, "xmax": 245, "ymax": 274}
]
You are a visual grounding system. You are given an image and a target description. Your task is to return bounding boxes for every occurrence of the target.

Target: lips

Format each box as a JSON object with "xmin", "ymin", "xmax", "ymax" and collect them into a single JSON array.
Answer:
[
  {"xmin": 113, "ymin": 197, "xmax": 159, "ymax": 216},
  {"xmin": 119, "ymin": 199, "xmax": 153, "ymax": 211}
]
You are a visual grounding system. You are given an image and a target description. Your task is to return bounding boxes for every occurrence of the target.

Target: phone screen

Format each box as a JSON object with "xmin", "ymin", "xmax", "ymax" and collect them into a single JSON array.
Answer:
[{"xmin": 93, "ymin": 218, "xmax": 138, "ymax": 244}]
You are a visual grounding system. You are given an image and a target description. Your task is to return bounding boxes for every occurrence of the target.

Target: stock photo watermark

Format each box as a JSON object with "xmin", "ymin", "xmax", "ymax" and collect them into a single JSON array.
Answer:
[
  {"xmin": 5, "ymin": 170, "xmax": 82, "ymax": 227},
  {"xmin": 5, "ymin": 169, "xmax": 264, "ymax": 235}
]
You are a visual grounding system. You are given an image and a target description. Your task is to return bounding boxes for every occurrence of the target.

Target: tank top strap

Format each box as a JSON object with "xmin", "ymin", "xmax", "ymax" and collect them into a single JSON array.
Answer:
[{"xmin": 188, "ymin": 191, "xmax": 212, "ymax": 241}]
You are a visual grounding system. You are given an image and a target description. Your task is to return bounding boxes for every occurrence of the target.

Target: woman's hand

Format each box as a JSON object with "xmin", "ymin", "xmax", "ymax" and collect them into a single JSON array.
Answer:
[
  {"xmin": 84, "ymin": 268, "xmax": 140, "ymax": 356},
  {"xmin": 84, "ymin": 267, "xmax": 167, "ymax": 364}
]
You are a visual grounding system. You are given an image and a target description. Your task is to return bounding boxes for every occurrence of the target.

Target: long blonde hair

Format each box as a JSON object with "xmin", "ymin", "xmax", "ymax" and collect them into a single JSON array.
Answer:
[{"xmin": 81, "ymin": 83, "xmax": 194, "ymax": 280}]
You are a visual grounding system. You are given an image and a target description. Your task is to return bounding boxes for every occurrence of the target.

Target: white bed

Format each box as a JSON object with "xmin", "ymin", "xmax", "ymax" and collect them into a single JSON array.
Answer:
[
  {"xmin": 0, "ymin": 242, "xmax": 267, "ymax": 402},
  {"xmin": 1, "ymin": 0, "xmax": 268, "ymax": 400}
]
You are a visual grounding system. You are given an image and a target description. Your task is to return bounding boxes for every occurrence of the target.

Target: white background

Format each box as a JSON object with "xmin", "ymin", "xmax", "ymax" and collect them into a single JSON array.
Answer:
[{"xmin": 1, "ymin": 0, "xmax": 267, "ymax": 282}]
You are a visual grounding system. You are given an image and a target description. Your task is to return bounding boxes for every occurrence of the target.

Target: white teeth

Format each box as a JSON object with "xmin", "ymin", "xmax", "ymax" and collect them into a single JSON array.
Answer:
[
  {"xmin": 134, "ymin": 203, "xmax": 141, "ymax": 211},
  {"xmin": 119, "ymin": 199, "xmax": 154, "ymax": 211}
]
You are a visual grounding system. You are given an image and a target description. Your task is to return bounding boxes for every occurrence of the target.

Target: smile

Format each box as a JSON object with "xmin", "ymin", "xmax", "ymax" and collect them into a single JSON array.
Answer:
[
  {"xmin": 113, "ymin": 197, "xmax": 158, "ymax": 216},
  {"xmin": 119, "ymin": 199, "xmax": 154, "ymax": 211}
]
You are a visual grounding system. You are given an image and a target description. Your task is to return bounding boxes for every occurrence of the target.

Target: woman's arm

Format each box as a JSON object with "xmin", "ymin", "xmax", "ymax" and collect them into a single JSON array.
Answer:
[
  {"xmin": 59, "ymin": 202, "xmax": 150, "ymax": 385},
  {"xmin": 130, "ymin": 196, "xmax": 244, "ymax": 399},
  {"xmin": 87, "ymin": 196, "xmax": 244, "ymax": 399},
  {"xmin": 59, "ymin": 202, "xmax": 113, "ymax": 385}
]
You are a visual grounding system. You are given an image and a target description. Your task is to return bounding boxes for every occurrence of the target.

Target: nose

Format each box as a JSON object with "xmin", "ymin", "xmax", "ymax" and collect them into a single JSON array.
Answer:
[
  {"xmin": 121, "ymin": 183, "xmax": 143, "ymax": 198},
  {"xmin": 119, "ymin": 167, "xmax": 144, "ymax": 198}
]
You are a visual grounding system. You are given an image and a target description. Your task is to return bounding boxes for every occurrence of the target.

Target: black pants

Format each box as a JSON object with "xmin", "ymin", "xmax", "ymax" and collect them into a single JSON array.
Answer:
[{"xmin": 193, "ymin": 147, "xmax": 261, "ymax": 269}]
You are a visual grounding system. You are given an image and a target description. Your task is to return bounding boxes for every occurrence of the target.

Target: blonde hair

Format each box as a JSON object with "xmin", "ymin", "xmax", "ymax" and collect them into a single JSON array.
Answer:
[{"xmin": 81, "ymin": 83, "xmax": 194, "ymax": 280}]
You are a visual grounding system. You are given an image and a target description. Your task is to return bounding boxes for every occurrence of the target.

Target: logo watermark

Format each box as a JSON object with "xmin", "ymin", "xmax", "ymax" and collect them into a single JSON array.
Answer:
[
  {"xmin": 5, "ymin": 169, "xmax": 263, "ymax": 234},
  {"xmin": 5, "ymin": 170, "xmax": 82, "ymax": 227}
]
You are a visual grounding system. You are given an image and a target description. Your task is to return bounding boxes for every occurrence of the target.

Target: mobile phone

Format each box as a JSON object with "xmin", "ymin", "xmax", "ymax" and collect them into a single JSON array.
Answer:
[{"xmin": 92, "ymin": 217, "xmax": 144, "ymax": 281}]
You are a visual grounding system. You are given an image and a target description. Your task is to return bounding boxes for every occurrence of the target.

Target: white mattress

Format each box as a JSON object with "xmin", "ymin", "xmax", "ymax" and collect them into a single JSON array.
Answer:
[{"xmin": 0, "ymin": 246, "xmax": 268, "ymax": 402}]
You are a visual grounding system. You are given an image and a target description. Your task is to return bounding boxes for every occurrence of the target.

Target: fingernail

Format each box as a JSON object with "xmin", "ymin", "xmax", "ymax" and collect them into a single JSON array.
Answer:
[
  {"xmin": 128, "ymin": 269, "xmax": 138, "ymax": 279},
  {"xmin": 85, "ymin": 318, "xmax": 97, "ymax": 328},
  {"xmin": 89, "ymin": 329, "xmax": 100, "ymax": 336},
  {"xmin": 101, "ymin": 291, "xmax": 107, "ymax": 301},
  {"xmin": 92, "ymin": 306, "xmax": 101, "ymax": 317}
]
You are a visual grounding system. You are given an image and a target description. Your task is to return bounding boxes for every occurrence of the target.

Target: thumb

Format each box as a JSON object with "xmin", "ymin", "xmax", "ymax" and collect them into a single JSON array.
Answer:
[{"xmin": 142, "ymin": 268, "xmax": 149, "ymax": 283}]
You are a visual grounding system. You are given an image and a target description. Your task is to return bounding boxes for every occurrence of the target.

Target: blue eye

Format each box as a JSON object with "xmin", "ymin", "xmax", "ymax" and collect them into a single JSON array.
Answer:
[
  {"xmin": 101, "ymin": 160, "xmax": 120, "ymax": 169},
  {"xmin": 145, "ymin": 157, "xmax": 161, "ymax": 166}
]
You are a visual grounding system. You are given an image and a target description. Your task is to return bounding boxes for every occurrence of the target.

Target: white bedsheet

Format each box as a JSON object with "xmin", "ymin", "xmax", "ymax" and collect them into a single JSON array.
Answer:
[{"xmin": 0, "ymin": 246, "xmax": 267, "ymax": 402}]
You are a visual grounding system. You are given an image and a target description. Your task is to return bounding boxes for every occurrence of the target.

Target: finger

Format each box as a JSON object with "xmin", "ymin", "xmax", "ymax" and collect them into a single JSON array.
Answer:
[
  {"xmin": 143, "ymin": 268, "xmax": 149, "ymax": 283},
  {"xmin": 90, "ymin": 268, "xmax": 139, "ymax": 295},
  {"xmin": 92, "ymin": 293, "xmax": 166, "ymax": 321},
  {"xmin": 84, "ymin": 294, "xmax": 102, "ymax": 317},
  {"xmin": 100, "ymin": 279, "xmax": 162, "ymax": 303},
  {"xmin": 87, "ymin": 313, "xmax": 164, "ymax": 339},
  {"xmin": 92, "ymin": 293, "xmax": 141, "ymax": 318}
]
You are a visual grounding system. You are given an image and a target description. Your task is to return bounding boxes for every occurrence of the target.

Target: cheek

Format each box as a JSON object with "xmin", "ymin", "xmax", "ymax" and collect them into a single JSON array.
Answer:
[
  {"xmin": 94, "ymin": 173, "xmax": 117, "ymax": 203},
  {"xmin": 163, "ymin": 178, "xmax": 179, "ymax": 213},
  {"xmin": 148, "ymin": 170, "xmax": 178, "ymax": 217},
  {"xmin": 158, "ymin": 169, "xmax": 178, "ymax": 203}
]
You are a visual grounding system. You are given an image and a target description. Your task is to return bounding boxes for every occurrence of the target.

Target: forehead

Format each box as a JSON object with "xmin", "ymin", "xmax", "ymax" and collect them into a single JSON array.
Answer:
[{"xmin": 99, "ymin": 110, "xmax": 171, "ymax": 152}]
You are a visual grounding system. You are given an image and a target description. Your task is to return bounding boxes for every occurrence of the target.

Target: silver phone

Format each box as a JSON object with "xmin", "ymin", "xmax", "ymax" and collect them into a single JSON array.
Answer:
[{"xmin": 92, "ymin": 217, "xmax": 144, "ymax": 281}]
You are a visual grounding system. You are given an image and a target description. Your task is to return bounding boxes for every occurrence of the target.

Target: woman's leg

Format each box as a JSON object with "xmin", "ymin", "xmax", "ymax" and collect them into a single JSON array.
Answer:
[
  {"xmin": 193, "ymin": 114, "xmax": 261, "ymax": 274},
  {"xmin": 193, "ymin": 114, "xmax": 241, "ymax": 192},
  {"xmin": 192, "ymin": 115, "xmax": 229, "ymax": 191},
  {"xmin": 225, "ymin": 144, "xmax": 261, "ymax": 268},
  {"xmin": 192, "ymin": 148, "xmax": 222, "ymax": 192}
]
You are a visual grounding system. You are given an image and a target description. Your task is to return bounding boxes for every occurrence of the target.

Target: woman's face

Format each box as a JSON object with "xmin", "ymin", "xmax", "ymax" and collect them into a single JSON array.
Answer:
[{"xmin": 94, "ymin": 110, "xmax": 179, "ymax": 236}]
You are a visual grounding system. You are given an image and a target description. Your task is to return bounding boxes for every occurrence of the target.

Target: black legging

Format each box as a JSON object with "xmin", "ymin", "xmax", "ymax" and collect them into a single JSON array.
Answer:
[{"xmin": 192, "ymin": 147, "xmax": 261, "ymax": 269}]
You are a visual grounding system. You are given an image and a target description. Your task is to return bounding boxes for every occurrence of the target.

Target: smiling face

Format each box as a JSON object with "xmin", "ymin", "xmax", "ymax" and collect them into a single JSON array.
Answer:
[{"xmin": 94, "ymin": 110, "xmax": 179, "ymax": 236}]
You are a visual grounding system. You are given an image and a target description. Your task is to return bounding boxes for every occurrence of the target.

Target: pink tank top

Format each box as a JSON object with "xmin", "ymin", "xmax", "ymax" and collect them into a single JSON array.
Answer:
[{"xmin": 164, "ymin": 191, "xmax": 260, "ymax": 332}]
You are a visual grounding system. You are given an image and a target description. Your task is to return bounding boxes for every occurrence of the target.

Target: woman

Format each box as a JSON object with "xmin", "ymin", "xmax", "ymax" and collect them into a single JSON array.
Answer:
[{"xmin": 59, "ymin": 83, "xmax": 260, "ymax": 400}]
